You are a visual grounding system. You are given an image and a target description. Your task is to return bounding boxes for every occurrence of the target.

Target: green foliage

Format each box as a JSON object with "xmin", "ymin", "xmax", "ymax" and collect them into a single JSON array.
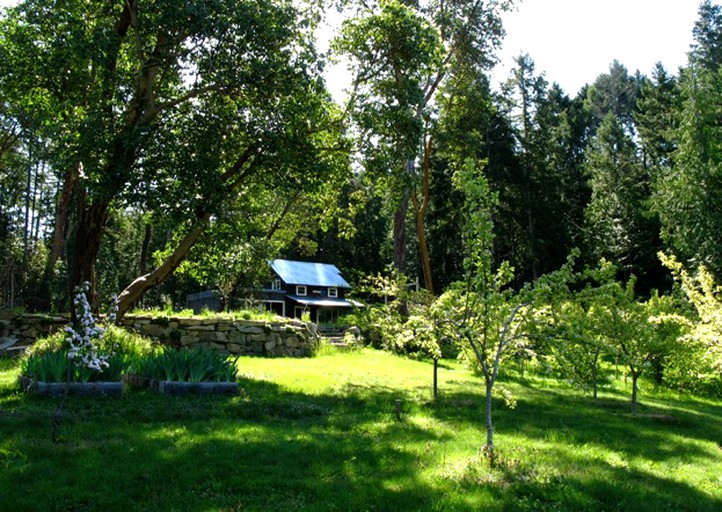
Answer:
[
  {"xmin": 1, "ymin": 0, "xmax": 347, "ymax": 312},
  {"xmin": 128, "ymin": 347, "xmax": 238, "ymax": 383},
  {"xmin": 21, "ymin": 350, "xmax": 68, "ymax": 383},
  {"xmin": 22, "ymin": 325, "xmax": 158, "ymax": 383},
  {"xmin": 128, "ymin": 307, "xmax": 280, "ymax": 323},
  {"xmin": 653, "ymin": 5, "xmax": 722, "ymax": 280},
  {"xmin": 660, "ymin": 253, "xmax": 722, "ymax": 394},
  {"xmin": 435, "ymin": 158, "xmax": 537, "ymax": 453},
  {"xmin": 29, "ymin": 325, "xmax": 157, "ymax": 359},
  {"xmin": 583, "ymin": 112, "xmax": 661, "ymax": 287},
  {"xmin": 572, "ymin": 260, "xmax": 689, "ymax": 412},
  {"xmin": 21, "ymin": 349, "xmax": 131, "ymax": 383},
  {"xmin": 353, "ymin": 271, "xmax": 439, "ymax": 357},
  {"xmin": 333, "ymin": 0, "xmax": 444, "ymax": 167}
]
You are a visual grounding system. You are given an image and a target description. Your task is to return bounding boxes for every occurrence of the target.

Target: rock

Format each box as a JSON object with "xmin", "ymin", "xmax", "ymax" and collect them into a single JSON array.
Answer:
[
  {"xmin": 180, "ymin": 334, "xmax": 199, "ymax": 346},
  {"xmin": 186, "ymin": 324, "xmax": 216, "ymax": 331},
  {"xmin": 141, "ymin": 323, "xmax": 167, "ymax": 338}
]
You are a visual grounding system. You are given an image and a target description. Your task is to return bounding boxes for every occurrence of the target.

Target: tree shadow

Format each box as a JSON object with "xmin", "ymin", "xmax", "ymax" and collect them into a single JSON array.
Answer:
[{"xmin": 1, "ymin": 363, "xmax": 721, "ymax": 511}]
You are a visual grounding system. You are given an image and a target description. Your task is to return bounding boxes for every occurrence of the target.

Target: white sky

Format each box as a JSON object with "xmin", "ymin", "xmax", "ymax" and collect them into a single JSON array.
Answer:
[{"xmin": 493, "ymin": 0, "xmax": 701, "ymax": 95}]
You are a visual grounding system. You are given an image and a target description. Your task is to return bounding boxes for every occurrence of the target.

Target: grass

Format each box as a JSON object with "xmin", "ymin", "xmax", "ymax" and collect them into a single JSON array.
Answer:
[
  {"xmin": 1, "ymin": 349, "xmax": 721, "ymax": 511},
  {"xmin": 127, "ymin": 306, "xmax": 282, "ymax": 322}
]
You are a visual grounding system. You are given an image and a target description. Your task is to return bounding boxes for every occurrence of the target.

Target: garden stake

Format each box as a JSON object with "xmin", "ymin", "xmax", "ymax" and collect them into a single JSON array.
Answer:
[{"xmin": 394, "ymin": 399, "xmax": 403, "ymax": 421}]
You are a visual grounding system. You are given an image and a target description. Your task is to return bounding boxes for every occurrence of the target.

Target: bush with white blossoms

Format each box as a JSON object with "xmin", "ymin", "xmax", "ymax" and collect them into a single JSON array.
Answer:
[{"xmin": 65, "ymin": 282, "xmax": 109, "ymax": 372}]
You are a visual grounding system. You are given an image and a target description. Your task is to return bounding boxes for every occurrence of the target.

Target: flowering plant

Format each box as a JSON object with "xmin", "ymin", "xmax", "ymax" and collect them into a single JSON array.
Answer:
[{"xmin": 65, "ymin": 282, "xmax": 110, "ymax": 372}]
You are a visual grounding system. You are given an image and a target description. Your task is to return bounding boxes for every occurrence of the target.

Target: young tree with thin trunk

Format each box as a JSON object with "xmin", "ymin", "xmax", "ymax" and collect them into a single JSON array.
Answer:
[
  {"xmin": 586, "ymin": 261, "xmax": 678, "ymax": 415},
  {"xmin": 432, "ymin": 158, "xmax": 531, "ymax": 460}
]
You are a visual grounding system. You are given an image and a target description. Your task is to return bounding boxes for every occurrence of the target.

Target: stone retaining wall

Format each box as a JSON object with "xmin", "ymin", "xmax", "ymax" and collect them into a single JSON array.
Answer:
[
  {"xmin": 0, "ymin": 312, "xmax": 319, "ymax": 358},
  {"xmin": 0, "ymin": 313, "xmax": 68, "ymax": 346},
  {"xmin": 119, "ymin": 315, "xmax": 319, "ymax": 357}
]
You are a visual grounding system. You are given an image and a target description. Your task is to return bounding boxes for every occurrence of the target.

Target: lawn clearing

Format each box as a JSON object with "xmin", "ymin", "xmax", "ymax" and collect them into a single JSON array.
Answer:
[{"xmin": 1, "ymin": 349, "xmax": 721, "ymax": 511}]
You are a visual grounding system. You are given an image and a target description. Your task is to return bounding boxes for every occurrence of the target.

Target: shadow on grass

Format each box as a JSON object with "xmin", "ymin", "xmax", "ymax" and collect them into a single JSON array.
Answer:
[
  {"xmin": 1, "ymin": 357, "xmax": 721, "ymax": 511},
  {"xmin": 0, "ymin": 376, "xmax": 464, "ymax": 511}
]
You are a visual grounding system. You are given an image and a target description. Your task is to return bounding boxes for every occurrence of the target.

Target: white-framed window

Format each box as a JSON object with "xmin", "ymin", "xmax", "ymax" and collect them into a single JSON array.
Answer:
[
  {"xmin": 296, "ymin": 285, "xmax": 307, "ymax": 296},
  {"xmin": 271, "ymin": 279, "xmax": 281, "ymax": 291},
  {"xmin": 328, "ymin": 287, "xmax": 338, "ymax": 298},
  {"xmin": 263, "ymin": 300, "xmax": 285, "ymax": 317}
]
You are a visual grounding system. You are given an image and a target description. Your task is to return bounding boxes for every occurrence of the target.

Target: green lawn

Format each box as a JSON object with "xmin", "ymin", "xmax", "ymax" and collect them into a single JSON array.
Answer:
[{"xmin": 1, "ymin": 349, "xmax": 721, "ymax": 511}]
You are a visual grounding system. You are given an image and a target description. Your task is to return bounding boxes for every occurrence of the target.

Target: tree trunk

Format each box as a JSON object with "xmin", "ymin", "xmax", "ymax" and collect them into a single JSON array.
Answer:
[
  {"xmin": 139, "ymin": 222, "xmax": 152, "ymax": 275},
  {"xmin": 485, "ymin": 379, "xmax": 495, "ymax": 460},
  {"xmin": 67, "ymin": 199, "xmax": 110, "ymax": 317},
  {"xmin": 411, "ymin": 138, "xmax": 435, "ymax": 295},
  {"xmin": 393, "ymin": 189, "xmax": 410, "ymax": 276},
  {"xmin": 44, "ymin": 164, "xmax": 77, "ymax": 285},
  {"xmin": 115, "ymin": 213, "xmax": 211, "ymax": 318},
  {"xmin": 23, "ymin": 152, "xmax": 33, "ymax": 269},
  {"xmin": 413, "ymin": 199, "xmax": 434, "ymax": 294},
  {"xmin": 433, "ymin": 358, "xmax": 438, "ymax": 400},
  {"xmin": 592, "ymin": 348, "xmax": 600, "ymax": 400},
  {"xmin": 631, "ymin": 371, "xmax": 639, "ymax": 415}
]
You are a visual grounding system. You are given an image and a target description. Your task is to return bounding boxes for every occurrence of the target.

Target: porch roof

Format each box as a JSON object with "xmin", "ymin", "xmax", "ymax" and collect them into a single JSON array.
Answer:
[{"xmin": 287, "ymin": 295, "xmax": 361, "ymax": 308}]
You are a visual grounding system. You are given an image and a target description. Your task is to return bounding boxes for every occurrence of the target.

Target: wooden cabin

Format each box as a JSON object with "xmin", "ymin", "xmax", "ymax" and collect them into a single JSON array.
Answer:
[{"xmin": 260, "ymin": 259, "xmax": 359, "ymax": 324}]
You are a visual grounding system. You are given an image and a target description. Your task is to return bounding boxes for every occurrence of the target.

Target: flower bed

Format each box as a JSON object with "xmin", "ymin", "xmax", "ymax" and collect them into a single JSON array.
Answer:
[{"xmin": 123, "ymin": 346, "xmax": 240, "ymax": 395}]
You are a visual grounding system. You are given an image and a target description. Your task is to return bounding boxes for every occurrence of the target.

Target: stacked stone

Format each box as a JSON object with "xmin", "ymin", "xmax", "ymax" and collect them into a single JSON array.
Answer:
[
  {"xmin": 0, "ymin": 313, "xmax": 68, "ymax": 347},
  {"xmin": 120, "ymin": 316, "xmax": 319, "ymax": 357}
]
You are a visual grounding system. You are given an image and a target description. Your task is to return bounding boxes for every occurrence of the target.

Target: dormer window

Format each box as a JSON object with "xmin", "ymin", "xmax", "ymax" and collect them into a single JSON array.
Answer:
[
  {"xmin": 328, "ymin": 287, "xmax": 338, "ymax": 298},
  {"xmin": 271, "ymin": 279, "xmax": 281, "ymax": 291},
  {"xmin": 296, "ymin": 285, "xmax": 307, "ymax": 296}
]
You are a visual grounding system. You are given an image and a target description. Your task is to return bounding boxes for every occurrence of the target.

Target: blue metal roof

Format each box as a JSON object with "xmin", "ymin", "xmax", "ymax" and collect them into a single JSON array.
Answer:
[{"xmin": 271, "ymin": 259, "xmax": 351, "ymax": 288}]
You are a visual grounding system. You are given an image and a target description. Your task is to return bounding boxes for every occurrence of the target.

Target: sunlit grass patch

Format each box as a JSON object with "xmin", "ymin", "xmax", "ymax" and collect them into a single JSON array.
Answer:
[{"xmin": 1, "ymin": 351, "xmax": 721, "ymax": 511}]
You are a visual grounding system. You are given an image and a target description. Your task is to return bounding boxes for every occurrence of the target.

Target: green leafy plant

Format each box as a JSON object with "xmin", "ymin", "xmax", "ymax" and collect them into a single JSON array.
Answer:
[
  {"xmin": 21, "ymin": 350, "xmax": 69, "ymax": 383},
  {"xmin": 23, "ymin": 325, "xmax": 157, "ymax": 384},
  {"xmin": 130, "ymin": 347, "xmax": 238, "ymax": 383},
  {"xmin": 125, "ymin": 307, "xmax": 280, "ymax": 323}
]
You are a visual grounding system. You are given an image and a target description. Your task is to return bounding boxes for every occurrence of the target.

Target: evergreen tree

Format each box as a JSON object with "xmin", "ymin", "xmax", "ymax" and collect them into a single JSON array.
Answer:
[
  {"xmin": 690, "ymin": 0, "xmax": 722, "ymax": 72},
  {"xmin": 654, "ymin": 1, "xmax": 722, "ymax": 279},
  {"xmin": 636, "ymin": 64, "xmax": 681, "ymax": 172},
  {"xmin": 583, "ymin": 114, "xmax": 663, "ymax": 290}
]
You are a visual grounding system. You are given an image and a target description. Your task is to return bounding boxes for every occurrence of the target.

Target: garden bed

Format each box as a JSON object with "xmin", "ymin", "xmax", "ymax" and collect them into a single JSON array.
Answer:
[
  {"xmin": 122, "ymin": 374, "xmax": 240, "ymax": 396},
  {"xmin": 19, "ymin": 375, "xmax": 123, "ymax": 397}
]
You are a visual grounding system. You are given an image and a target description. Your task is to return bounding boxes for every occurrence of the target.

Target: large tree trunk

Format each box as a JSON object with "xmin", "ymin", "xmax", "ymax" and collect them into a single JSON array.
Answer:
[
  {"xmin": 413, "ymin": 199, "xmax": 433, "ymax": 293},
  {"xmin": 67, "ymin": 200, "xmax": 110, "ymax": 317},
  {"xmin": 411, "ymin": 138, "xmax": 434, "ymax": 295},
  {"xmin": 139, "ymin": 222, "xmax": 152, "ymax": 275},
  {"xmin": 393, "ymin": 189, "xmax": 410, "ymax": 276},
  {"xmin": 116, "ymin": 213, "xmax": 211, "ymax": 318},
  {"xmin": 44, "ymin": 163, "xmax": 77, "ymax": 284}
]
